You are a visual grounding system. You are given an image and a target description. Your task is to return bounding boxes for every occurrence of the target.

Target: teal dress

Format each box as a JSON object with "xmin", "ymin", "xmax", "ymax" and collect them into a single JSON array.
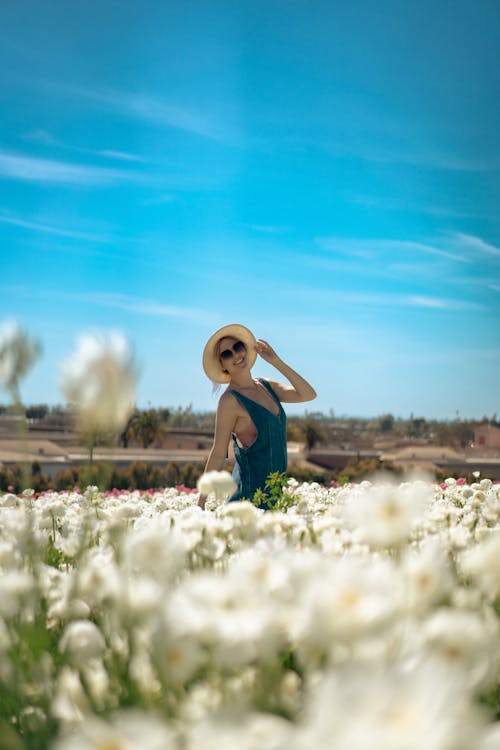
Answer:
[{"xmin": 228, "ymin": 379, "xmax": 287, "ymax": 507}]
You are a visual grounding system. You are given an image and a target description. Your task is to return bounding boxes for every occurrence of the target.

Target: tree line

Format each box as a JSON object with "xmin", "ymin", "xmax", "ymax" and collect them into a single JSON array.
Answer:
[{"xmin": 1, "ymin": 402, "xmax": 496, "ymax": 452}]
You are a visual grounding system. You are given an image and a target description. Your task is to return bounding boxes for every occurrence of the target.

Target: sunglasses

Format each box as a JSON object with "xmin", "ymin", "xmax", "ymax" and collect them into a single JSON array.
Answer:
[{"xmin": 219, "ymin": 340, "xmax": 246, "ymax": 361}]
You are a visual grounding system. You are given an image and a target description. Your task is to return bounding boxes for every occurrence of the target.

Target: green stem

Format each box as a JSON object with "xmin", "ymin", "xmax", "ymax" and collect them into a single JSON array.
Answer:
[
  {"xmin": 89, "ymin": 441, "xmax": 94, "ymax": 470},
  {"xmin": 85, "ymin": 432, "xmax": 95, "ymax": 488},
  {"xmin": 11, "ymin": 385, "xmax": 30, "ymax": 491}
]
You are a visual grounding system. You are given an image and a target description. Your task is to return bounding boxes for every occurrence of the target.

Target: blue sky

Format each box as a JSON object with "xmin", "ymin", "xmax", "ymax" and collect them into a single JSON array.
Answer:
[{"xmin": 1, "ymin": 0, "xmax": 499, "ymax": 419}]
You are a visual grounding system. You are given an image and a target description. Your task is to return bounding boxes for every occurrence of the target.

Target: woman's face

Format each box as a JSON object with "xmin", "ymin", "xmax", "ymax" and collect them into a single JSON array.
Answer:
[{"xmin": 218, "ymin": 336, "xmax": 247, "ymax": 374}]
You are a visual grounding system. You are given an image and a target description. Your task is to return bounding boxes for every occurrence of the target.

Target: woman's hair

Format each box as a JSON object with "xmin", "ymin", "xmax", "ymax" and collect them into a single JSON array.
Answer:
[
  {"xmin": 209, "ymin": 334, "xmax": 243, "ymax": 393},
  {"xmin": 211, "ymin": 338, "xmax": 227, "ymax": 392}
]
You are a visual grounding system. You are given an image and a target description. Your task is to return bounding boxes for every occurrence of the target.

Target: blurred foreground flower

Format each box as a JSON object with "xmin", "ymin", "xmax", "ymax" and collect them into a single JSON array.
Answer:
[
  {"xmin": 292, "ymin": 660, "xmax": 485, "ymax": 750},
  {"xmin": 59, "ymin": 620, "xmax": 106, "ymax": 667},
  {"xmin": 197, "ymin": 470, "xmax": 237, "ymax": 502},
  {"xmin": 0, "ymin": 320, "xmax": 41, "ymax": 401},
  {"xmin": 1, "ymin": 479, "xmax": 500, "ymax": 748},
  {"xmin": 0, "ymin": 320, "xmax": 41, "ymax": 489},
  {"xmin": 342, "ymin": 480, "xmax": 431, "ymax": 549},
  {"xmin": 61, "ymin": 331, "xmax": 138, "ymax": 435},
  {"xmin": 52, "ymin": 710, "xmax": 176, "ymax": 750},
  {"xmin": 460, "ymin": 531, "xmax": 500, "ymax": 601}
]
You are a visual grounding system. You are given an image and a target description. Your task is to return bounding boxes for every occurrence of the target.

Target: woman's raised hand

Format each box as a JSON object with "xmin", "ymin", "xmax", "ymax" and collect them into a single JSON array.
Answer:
[{"xmin": 255, "ymin": 339, "xmax": 280, "ymax": 364}]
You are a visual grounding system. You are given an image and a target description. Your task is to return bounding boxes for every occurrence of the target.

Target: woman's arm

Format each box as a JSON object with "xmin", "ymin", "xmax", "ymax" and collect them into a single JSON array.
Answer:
[
  {"xmin": 256, "ymin": 339, "xmax": 317, "ymax": 403},
  {"xmin": 198, "ymin": 393, "xmax": 237, "ymax": 508}
]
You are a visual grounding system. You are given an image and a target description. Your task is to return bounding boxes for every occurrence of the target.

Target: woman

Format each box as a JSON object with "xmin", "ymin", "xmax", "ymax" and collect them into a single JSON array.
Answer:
[{"xmin": 199, "ymin": 323, "xmax": 316, "ymax": 509}]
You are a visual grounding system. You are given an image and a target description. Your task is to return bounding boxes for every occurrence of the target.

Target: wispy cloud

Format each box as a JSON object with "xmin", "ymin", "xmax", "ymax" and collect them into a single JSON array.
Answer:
[
  {"xmin": 0, "ymin": 284, "xmax": 220, "ymax": 325},
  {"xmin": 298, "ymin": 95, "xmax": 500, "ymax": 173},
  {"xmin": 201, "ymin": 264, "xmax": 484, "ymax": 313},
  {"xmin": 22, "ymin": 129, "xmax": 59, "ymax": 146},
  {"xmin": 377, "ymin": 148, "xmax": 500, "ymax": 173},
  {"xmin": 124, "ymin": 94, "xmax": 227, "ymax": 141},
  {"xmin": 316, "ymin": 237, "xmax": 375, "ymax": 260},
  {"xmin": 142, "ymin": 194, "xmax": 176, "ymax": 206},
  {"xmin": 0, "ymin": 150, "xmax": 132, "ymax": 186},
  {"xmin": 321, "ymin": 132, "xmax": 500, "ymax": 173},
  {"xmin": 71, "ymin": 292, "xmax": 220, "ymax": 324},
  {"xmin": 0, "ymin": 214, "xmax": 109, "ymax": 242},
  {"xmin": 384, "ymin": 240, "xmax": 471, "ymax": 264},
  {"xmin": 447, "ymin": 273, "xmax": 500, "ymax": 290},
  {"xmin": 341, "ymin": 191, "xmax": 494, "ymax": 221},
  {"xmin": 387, "ymin": 263, "xmax": 436, "ymax": 275},
  {"xmin": 245, "ymin": 224, "xmax": 289, "ymax": 235},
  {"xmin": 329, "ymin": 291, "xmax": 484, "ymax": 311},
  {"xmin": 97, "ymin": 149, "xmax": 146, "ymax": 163},
  {"xmin": 23, "ymin": 130, "xmax": 148, "ymax": 163},
  {"xmin": 316, "ymin": 237, "xmax": 470, "ymax": 264},
  {"xmin": 54, "ymin": 84, "xmax": 234, "ymax": 144},
  {"xmin": 452, "ymin": 232, "xmax": 500, "ymax": 258}
]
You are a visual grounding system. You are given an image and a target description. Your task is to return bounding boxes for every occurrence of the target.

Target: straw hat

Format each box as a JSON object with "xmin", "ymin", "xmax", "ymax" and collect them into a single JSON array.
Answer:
[{"xmin": 202, "ymin": 323, "xmax": 257, "ymax": 384}]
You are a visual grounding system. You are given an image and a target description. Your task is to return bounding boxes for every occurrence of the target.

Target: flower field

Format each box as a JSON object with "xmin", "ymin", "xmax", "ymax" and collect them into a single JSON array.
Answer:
[{"xmin": 1, "ymin": 476, "xmax": 500, "ymax": 749}]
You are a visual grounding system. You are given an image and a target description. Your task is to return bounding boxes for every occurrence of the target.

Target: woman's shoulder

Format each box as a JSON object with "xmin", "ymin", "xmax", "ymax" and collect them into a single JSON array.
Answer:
[
  {"xmin": 218, "ymin": 388, "xmax": 241, "ymax": 410},
  {"xmin": 258, "ymin": 377, "xmax": 276, "ymax": 392}
]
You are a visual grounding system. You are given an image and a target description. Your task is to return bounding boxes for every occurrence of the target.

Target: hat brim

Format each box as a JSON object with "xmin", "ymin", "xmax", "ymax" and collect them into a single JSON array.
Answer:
[{"xmin": 202, "ymin": 324, "xmax": 257, "ymax": 384}]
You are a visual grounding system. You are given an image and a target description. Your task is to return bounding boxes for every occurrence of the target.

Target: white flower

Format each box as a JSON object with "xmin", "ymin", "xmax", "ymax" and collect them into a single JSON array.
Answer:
[
  {"xmin": 294, "ymin": 555, "xmax": 403, "ymax": 658},
  {"xmin": 51, "ymin": 666, "xmax": 91, "ymax": 725},
  {"xmin": 60, "ymin": 331, "xmax": 138, "ymax": 433},
  {"xmin": 292, "ymin": 660, "xmax": 485, "ymax": 750},
  {"xmin": 0, "ymin": 570, "xmax": 35, "ymax": 619},
  {"xmin": 460, "ymin": 531, "xmax": 500, "ymax": 600},
  {"xmin": 75, "ymin": 549, "xmax": 122, "ymax": 609},
  {"xmin": 4, "ymin": 476, "xmax": 500, "ymax": 744},
  {"xmin": 41, "ymin": 566, "xmax": 91, "ymax": 622},
  {"xmin": 421, "ymin": 608, "xmax": 499, "ymax": 691},
  {"xmin": 197, "ymin": 471, "xmax": 237, "ymax": 501},
  {"xmin": 164, "ymin": 567, "xmax": 286, "ymax": 669},
  {"xmin": 402, "ymin": 538, "xmax": 453, "ymax": 613},
  {"xmin": 218, "ymin": 500, "xmax": 261, "ymax": 540},
  {"xmin": 49, "ymin": 596, "xmax": 91, "ymax": 623},
  {"xmin": 448, "ymin": 524, "xmax": 472, "ymax": 550},
  {"xmin": 121, "ymin": 523, "xmax": 186, "ymax": 582},
  {"xmin": 185, "ymin": 712, "xmax": 291, "ymax": 750},
  {"xmin": 113, "ymin": 500, "xmax": 142, "ymax": 519},
  {"xmin": 59, "ymin": 620, "xmax": 105, "ymax": 665},
  {"xmin": 152, "ymin": 628, "xmax": 206, "ymax": 686},
  {"xmin": 0, "ymin": 538, "xmax": 22, "ymax": 569},
  {"xmin": 117, "ymin": 576, "xmax": 165, "ymax": 623},
  {"xmin": 0, "ymin": 320, "xmax": 41, "ymax": 396},
  {"xmin": 52, "ymin": 709, "xmax": 177, "ymax": 750},
  {"xmin": 479, "ymin": 723, "xmax": 500, "ymax": 750},
  {"xmin": 80, "ymin": 660, "xmax": 110, "ymax": 708},
  {"xmin": 0, "ymin": 493, "xmax": 19, "ymax": 508},
  {"xmin": 342, "ymin": 481, "xmax": 431, "ymax": 548}
]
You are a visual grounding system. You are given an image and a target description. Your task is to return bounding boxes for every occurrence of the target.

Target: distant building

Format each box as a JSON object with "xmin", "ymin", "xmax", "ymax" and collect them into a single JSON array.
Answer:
[
  {"xmin": 307, "ymin": 448, "xmax": 380, "ymax": 471},
  {"xmin": 379, "ymin": 445, "xmax": 464, "ymax": 475},
  {"xmin": 474, "ymin": 423, "xmax": 500, "ymax": 450}
]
